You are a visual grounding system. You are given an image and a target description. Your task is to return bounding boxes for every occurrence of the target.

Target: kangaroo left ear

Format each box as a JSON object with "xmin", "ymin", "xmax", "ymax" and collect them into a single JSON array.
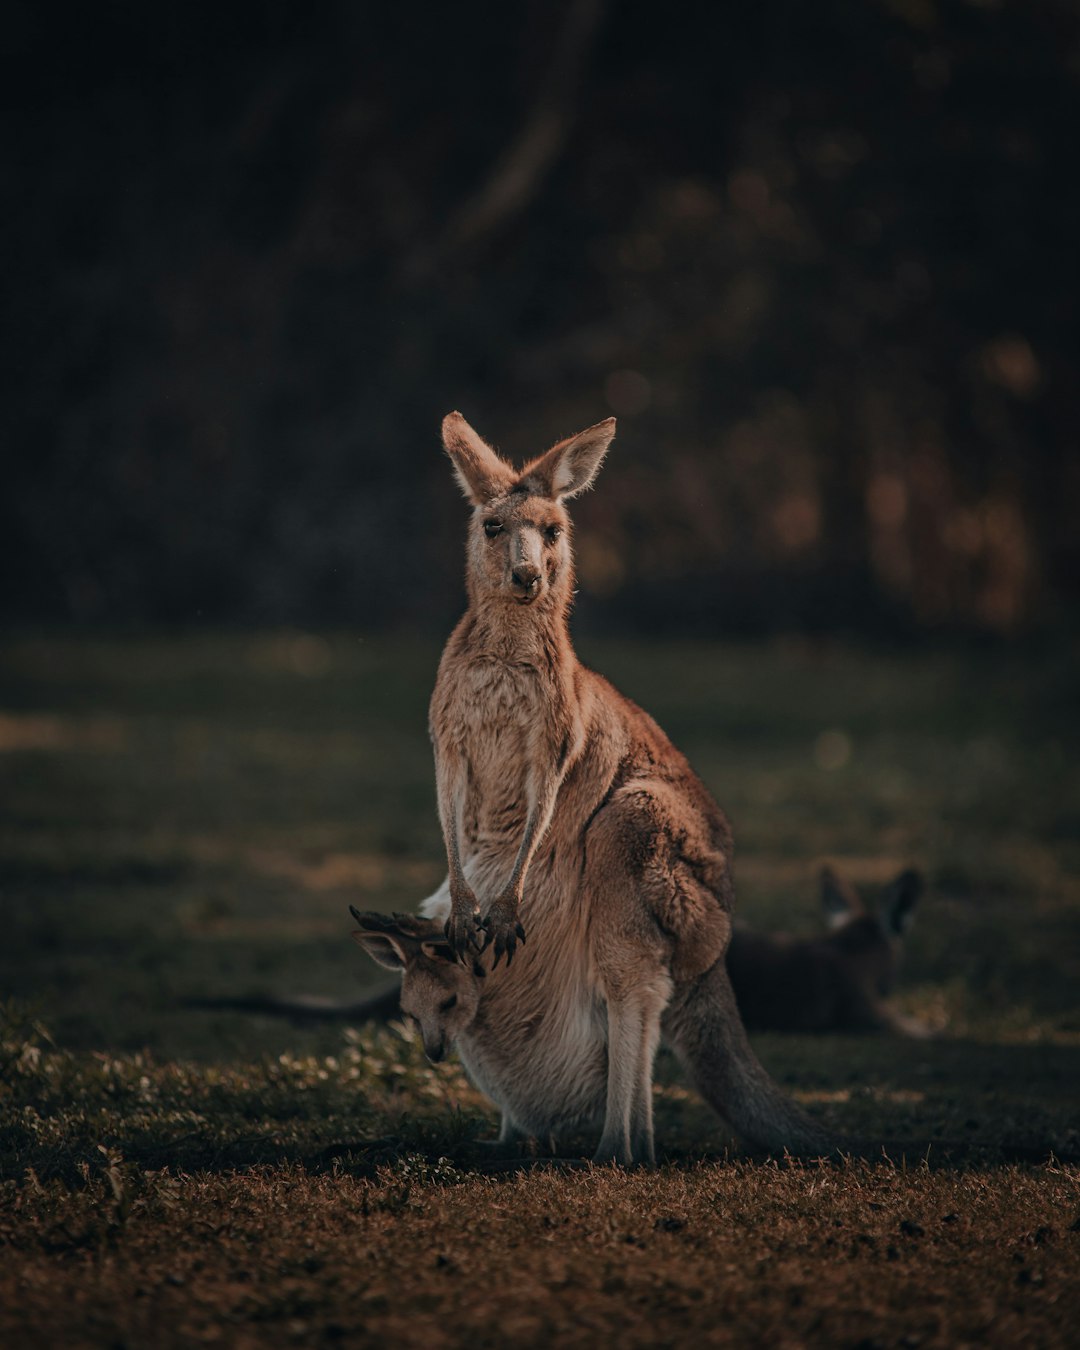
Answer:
[
  {"xmin": 349, "ymin": 905, "xmax": 422, "ymax": 971},
  {"xmin": 521, "ymin": 418, "xmax": 616, "ymax": 500},
  {"xmin": 352, "ymin": 930, "xmax": 411, "ymax": 971},
  {"xmin": 880, "ymin": 869, "xmax": 923, "ymax": 936},
  {"xmin": 820, "ymin": 865, "xmax": 863, "ymax": 930}
]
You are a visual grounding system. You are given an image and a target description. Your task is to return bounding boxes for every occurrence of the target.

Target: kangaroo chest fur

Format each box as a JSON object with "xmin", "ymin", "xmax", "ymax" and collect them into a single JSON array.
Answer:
[
  {"xmin": 451, "ymin": 659, "xmax": 543, "ymax": 820},
  {"xmin": 432, "ymin": 644, "xmax": 577, "ymax": 886}
]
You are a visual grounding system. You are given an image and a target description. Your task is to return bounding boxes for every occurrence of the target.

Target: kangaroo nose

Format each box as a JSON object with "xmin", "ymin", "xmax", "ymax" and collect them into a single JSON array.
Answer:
[{"xmin": 512, "ymin": 566, "xmax": 540, "ymax": 589}]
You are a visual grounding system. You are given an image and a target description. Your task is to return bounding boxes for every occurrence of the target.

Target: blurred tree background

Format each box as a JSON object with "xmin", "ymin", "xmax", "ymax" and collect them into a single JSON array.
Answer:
[{"xmin": 4, "ymin": 0, "xmax": 1078, "ymax": 637}]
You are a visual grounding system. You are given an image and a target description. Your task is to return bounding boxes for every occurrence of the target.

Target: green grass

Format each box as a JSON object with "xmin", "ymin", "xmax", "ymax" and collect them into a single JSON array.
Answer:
[{"xmin": 1, "ymin": 631, "xmax": 1079, "ymax": 1347}]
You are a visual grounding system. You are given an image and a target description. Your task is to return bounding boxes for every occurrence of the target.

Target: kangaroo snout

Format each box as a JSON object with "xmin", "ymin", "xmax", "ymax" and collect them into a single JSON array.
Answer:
[
  {"xmin": 423, "ymin": 1034, "xmax": 447, "ymax": 1063},
  {"xmin": 510, "ymin": 565, "xmax": 541, "ymax": 600}
]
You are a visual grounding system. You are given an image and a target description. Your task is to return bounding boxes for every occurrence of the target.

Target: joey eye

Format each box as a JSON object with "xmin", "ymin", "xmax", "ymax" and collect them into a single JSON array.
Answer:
[
  {"xmin": 483, "ymin": 520, "xmax": 503, "ymax": 539},
  {"xmin": 545, "ymin": 525, "xmax": 562, "ymax": 543},
  {"xmin": 439, "ymin": 994, "xmax": 458, "ymax": 1013}
]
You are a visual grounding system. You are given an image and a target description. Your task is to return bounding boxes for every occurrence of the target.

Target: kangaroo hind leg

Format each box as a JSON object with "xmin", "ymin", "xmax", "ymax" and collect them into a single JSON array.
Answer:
[{"xmin": 593, "ymin": 975, "xmax": 670, "ymax": 1166}]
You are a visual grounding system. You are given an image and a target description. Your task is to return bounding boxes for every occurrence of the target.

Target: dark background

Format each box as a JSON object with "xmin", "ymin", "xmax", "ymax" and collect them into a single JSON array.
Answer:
[{"xmin": 5, "ymin": 0, "xmax": 1079, "ymax": 636}]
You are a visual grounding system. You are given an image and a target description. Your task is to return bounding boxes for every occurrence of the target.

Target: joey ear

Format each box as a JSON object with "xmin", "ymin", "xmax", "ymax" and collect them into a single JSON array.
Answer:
[
  {"xmin": 348, "ymin": 906, "xmax": 418, "ymax": 971},
  {"xmin": 820, "ymin": 865, "xmax": 863, "ymax": 930},
  {"xmin": 880, "ymin": 868, "xmax": 923, "ymax": 936},
  {"xmin": 352, "ymin": 930, "xmax": 412, "ymax": 971},
  {"xmin": 441, "ymin": 412, "xmax": 516, "ymax": 505},
  {"xmin": 521, "ymin": 418, "xmax": 616, "ymax": 500},
  {"xmin": 419, "ymin": 939, "xmax": 457, "ymax": 964}
]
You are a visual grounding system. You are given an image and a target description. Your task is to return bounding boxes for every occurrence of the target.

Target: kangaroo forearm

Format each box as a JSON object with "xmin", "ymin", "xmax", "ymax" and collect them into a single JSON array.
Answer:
[
  {"xmin": 502, "ymin": 769, "xmax": 564, "ymax": 900},
  {"xmin": 503, "ymin": 808, "xmax": 544, "ymax": 897},
  {"xmin": 435, "ymin": 754, "xmax": 473, "ymax": 901}
]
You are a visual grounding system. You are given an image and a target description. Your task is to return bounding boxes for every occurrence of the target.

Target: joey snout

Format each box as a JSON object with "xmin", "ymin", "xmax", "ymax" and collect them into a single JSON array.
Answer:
[{"xmin": 421, "ymin": 1030, "xmax": 448, "ymax": 1063}]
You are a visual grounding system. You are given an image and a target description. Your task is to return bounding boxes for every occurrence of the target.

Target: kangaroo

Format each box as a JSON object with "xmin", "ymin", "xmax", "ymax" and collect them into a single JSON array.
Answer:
[
  {"xmin": 351, "ymin": 906, "xmax": 825, "ymax": 1158},
  {"xmin": 727, "ymin": 867, "xmax": 932, "ymax": 1036},
  {"xmin": 421, "ymin": 411, "xmax": 831, "ymax": 1163}
]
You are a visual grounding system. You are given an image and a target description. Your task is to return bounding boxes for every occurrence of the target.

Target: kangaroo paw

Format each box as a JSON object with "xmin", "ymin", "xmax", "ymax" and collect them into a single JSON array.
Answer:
[
  {"xmin": 444, "ymin": 905, "xmax": 483, "ymax": 960},
  {"xmin": 479, "ymin": 904, "xmax": 526, "ymax": 969}
]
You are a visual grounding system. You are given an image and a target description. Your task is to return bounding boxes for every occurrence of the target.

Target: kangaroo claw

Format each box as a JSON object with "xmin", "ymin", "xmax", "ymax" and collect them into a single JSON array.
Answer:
[
  {"xmin": 444, "ymin": 907, "xmax": 483, "ymax": 960},
  {"xmin": 487, "ymin": 913, "xmax": 525, "ymax": 969}
]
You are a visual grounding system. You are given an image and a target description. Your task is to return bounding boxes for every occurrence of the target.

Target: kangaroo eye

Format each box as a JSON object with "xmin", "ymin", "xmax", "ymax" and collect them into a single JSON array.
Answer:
[
  {"xmin": 439, "ymin": 994, "xmax": 458, "ymax": 1013},
  {"xmin": 545, "ymin": 525, "xmax": 562, "ymax": 543},
  {"xmin": 483, "ymin": 521, "xmax": 503, "ymax": 539}
]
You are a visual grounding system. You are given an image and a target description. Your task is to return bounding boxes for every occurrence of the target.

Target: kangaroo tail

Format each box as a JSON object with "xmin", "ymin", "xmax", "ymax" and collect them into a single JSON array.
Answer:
[
  {"xmin": 182, "ymin": 986, "xmax": 401, "ymax": 1024},
  {"xmin": 663, "ymin": 959, "xmax": 836, "ymax": 1155}
]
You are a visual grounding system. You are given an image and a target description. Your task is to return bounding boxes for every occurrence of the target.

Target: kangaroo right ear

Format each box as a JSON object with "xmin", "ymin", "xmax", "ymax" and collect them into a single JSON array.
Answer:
[
  {"xmin": 820, "ymin": 866, "xmax": 863, "ymax": 930},
  {"xmin": 880, "ymin": 869, "xmax": 924, "ymax": 936},
  {"xmin": 441, "ymin": 412, "xmax": 516, "ymax": 504}
]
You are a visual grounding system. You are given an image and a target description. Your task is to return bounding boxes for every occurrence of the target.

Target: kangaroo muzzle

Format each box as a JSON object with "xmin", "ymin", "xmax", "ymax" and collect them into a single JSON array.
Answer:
[
  {"xmin": 510, "ymin": 564, "xmax": 542, "ymax": 603},
  {"xmin": 422, "ymin": 1032, "xmax": 448, "ymax": 1063}
]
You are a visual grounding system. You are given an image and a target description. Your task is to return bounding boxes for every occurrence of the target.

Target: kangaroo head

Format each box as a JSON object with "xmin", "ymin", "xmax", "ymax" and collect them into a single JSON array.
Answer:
[
  {"xmin": 349, "ymin": 907, "xmax": 482, "ymax": 1063},
  {"xmin": 441, "ymin": 412, "xmax": 616, "ymax": 609},
  {"xmin": 820, "ymin": 866, "xmax": 924, "ymax": 996}
]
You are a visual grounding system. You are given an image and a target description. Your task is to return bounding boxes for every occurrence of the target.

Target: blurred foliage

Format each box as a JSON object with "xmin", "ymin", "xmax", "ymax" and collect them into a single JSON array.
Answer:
[{"xmin": 4, "ymin": 1, "xmax": 1080, "ymax": 632}]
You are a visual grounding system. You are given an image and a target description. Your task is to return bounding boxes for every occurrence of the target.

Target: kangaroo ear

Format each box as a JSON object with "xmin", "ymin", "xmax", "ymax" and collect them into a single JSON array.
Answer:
[
  {"xmin": 442, "ymin": 412, "xmax": 516, "ymax": 505},
  {"xmin": 820, "ymin": 866, "xmax": 863, "ymax": 930},
  {"xmin": 349, "ymin": 906, "xmax": 419, "ymax": 971},
  {"xmin": 521, "ymin": 418, "xmax": 616, "ymax": 500},
  {"xmin": 419, "ymin": 939, "xmax": 457, "ymax": 964},
  {"xmin": 880, "ymin": 869, "xmax": 923, "ymax": 936},
  {"xmin": 352, "ymin": 930, "xmax": 411, "ymax": 970}
]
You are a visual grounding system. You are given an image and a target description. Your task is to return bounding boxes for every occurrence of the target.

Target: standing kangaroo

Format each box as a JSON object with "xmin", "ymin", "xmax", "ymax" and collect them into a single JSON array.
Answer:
[
  {"xmin": 422, "ymin": 412, "xmax": 830, "ymax": 1163},
  {"xmin": 728, "ymin": 867, "xmax": 932, "ymax": 1036}
]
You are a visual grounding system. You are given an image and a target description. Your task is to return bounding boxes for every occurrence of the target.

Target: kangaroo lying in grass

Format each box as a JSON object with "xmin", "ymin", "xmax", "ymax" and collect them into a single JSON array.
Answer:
[
  {"xmin": 351, "ymin": 905, "xmax": 826, "ymax": 1158},
  {"xmin": 422, "ymin": 410, "xmax": 832, "ymax": 1162},
  {"xmin": 729, "ymin": 866, "xmax": 933, "ymax": 1037}
]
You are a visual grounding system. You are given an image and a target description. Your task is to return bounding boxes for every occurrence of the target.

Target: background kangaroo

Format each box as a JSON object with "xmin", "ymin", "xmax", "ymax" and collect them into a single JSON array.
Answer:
[
  {"xmin": 728, "ymin": 867, "xmax": 932, "ymax": 1036},
  {"xmin": 422, "ymin": 411, "xmax": 830, "ymax": 1163}
]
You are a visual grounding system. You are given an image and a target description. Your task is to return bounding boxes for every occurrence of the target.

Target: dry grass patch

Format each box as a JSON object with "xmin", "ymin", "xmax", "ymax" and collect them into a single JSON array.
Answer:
[{"xmin": 3, "ymin": 1161, "xmax": 1079, "ymax": 1349}]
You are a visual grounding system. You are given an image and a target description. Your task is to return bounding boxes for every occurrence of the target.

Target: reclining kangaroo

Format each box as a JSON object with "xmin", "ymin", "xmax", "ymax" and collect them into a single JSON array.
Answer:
[
  {"xmin": 352, "ymin": 905, "xmax": 824, "ymax": 1157},
  {"xmin": 729, "ymin": 866, "xmax": 932, "ymax": 1036},
  {"xmin": 418, "ymin": 411, "xmax": 830, "ymax": 1162}
]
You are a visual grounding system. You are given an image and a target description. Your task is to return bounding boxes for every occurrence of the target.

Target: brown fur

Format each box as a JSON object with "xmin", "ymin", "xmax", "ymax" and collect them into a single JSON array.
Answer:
[
  {"xmin": 727, "ymin": 867, "xmax": 931, "ymax": 1036},
  {"xmin": 418, "ymin": 412, "xmax": 832, "ymax": 1163}
]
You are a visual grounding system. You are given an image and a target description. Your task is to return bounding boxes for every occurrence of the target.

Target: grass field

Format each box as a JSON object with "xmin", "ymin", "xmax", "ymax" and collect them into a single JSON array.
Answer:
[{"xmin": 2, "ymin": 631, "xmax": 1079, "ymax": 1347}]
